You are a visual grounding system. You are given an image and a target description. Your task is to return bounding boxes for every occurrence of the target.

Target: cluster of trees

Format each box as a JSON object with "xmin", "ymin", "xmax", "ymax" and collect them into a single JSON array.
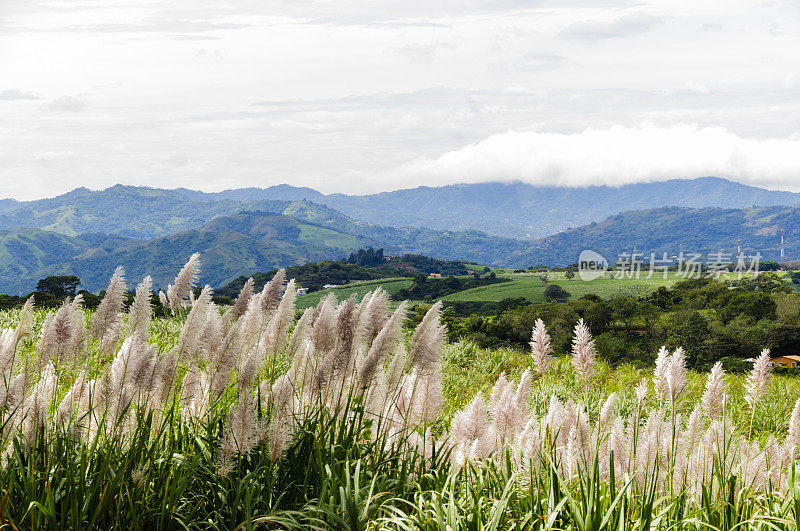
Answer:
[
  {"xmin": 445, "ymin": 274, "xmax": 800, "ymax": 371},
  {"xmin": 382, "ymin": 253, "xmax": 470, "ymax": 276},
  {"xmin": 346, "ymin": 247, "xmax": 385, "ymax": 267}
]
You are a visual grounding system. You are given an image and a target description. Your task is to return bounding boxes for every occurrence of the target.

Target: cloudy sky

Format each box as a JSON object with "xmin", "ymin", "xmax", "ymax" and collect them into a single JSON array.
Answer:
[{"xmin": 0, "ymin": 0, "xmax": 799, "ymax": 200}]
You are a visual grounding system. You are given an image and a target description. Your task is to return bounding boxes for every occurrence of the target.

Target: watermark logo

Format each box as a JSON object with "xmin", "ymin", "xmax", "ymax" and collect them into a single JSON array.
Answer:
[
  {"xmin": 576, "ymin": 249, "xmax": 763, "ymax": 281},
  {"xmin": 578, "ymin": 250, "xmax": 608, "ymax": 281}
]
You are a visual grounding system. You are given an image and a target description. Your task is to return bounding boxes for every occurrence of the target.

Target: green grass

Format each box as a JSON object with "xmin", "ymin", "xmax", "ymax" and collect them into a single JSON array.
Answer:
[
  {"xmin": 440, "ymin": 271, "xmax": 762, "ymax": 303},
  {"xmin": 442, "ymin": 273, "xmax": 546, "ymax": 302},
  {"xmin": 295, "ymin": 277, "xmax": 413, "ymax": 308}
]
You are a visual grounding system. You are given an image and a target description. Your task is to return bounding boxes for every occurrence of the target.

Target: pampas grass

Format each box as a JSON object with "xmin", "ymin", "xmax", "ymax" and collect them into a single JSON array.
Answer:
[{"xmin": 4, "ymin": 255, "xmax": 800, "ymax": 528}]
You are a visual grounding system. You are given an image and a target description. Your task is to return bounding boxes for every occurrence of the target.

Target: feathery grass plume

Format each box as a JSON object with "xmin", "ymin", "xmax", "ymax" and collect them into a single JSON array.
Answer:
[
  {"xmin": 105, "ymin": 336, "xmax": 152, "ymax": 413},
  {"xmin": 38, "ymin": 296, "xmax": 84, "ymax": 367},
  {"xmin": 127, "ymin": 275, "xmax": 153, "ymax": 340},
  {"xmin": 407, "ymin": 301, "xmax": 445, "ymax": 375},
  {"xmin": 0, "ymin": 329, "xmax": 17, "ymax": 379},
  {"xmin": 407, "ymin": 367, "xmax": 444, "ymax": 426},
  {"xmin": 228, "ymin": 277, "xmax": 254, "ymax": 320},
  {"xmin": 176, "ymin": 285, "xmax": 214, "ymax": 365},
  {"xmin": 165, "ymin": 253, "xmax": 201, "ymax": 314},
  {"xmin": 701, "ymin": 361, "xmax": 727, "ymax": 418},
  {"xmin": 529, "ymin": 318, "xmax": 554, "ymax": 375},
  {"xmin": 653, "ymin": 346, "xmax": 670, "ymax": 400},
  {"xmin": 745, "ymin": 348, "xmax": 772, "ymax": 407},
  {"xmin": 570, "ymin": 318, "xmax": 596, "ymax": 381},
  {"xmin": 260, "ymin": 279, "xmax": 297, "ymax": 358},
  {"xmin": 259, "ymin": 269, "xmax": 286, "ymax": 318},
  {"xmin": 218, "ymin": 388, "xmax": 257, "ymax": 474},
  {"xmin": 19, "ymin": 362, "xmax": 58, "ymax": 441},
  {"xmin": 180, "ymin": 364, "xmax": 209, "ymax": 419},
  {"xmin": 310, "ymin": 293, "xmax": 338, "ymax": 354},
  {"xmin": 236, "ymin": 292, "xmax": 265, "ymax": 356},
  {"xmin": 156, "ymin": 348, "xmax": 178, "ymax": 405},
  {"xmin": 207, "ymin": 328, "xmax": 237, "ymax": 401},
  {"xmin": 354, "ymin": 287, "xmax": 390, "ymax": 347},
  {"xmin": 666, "ymin": 347, "xmax": 687, "ymax": 404},
  {"xmin": 158, "ymin": 290, "xmax": 168, "ymax": 309},
  {"xmin": 333, "ymin": 295, "xmax": 357, "ymax": 370},
  {"xmin": 784, "ymin": 397, "xmax": 800, "ymax": 458},
  {"xmin": 286, "ymin": 307, "xmax": 313, "ymax": 360},
  {"xmin": 91, "ymin": 266, "xmax": 126, "ymax": 356},
  {"xmin": 450, "ymin": 394, "xmax": 491, "ymax": 449},
  {"xmin": 14, "ymin": 297, "xmax": 34, "ymax": 343},
  {"xmin": 265, "ymin": 412, "xmax": 292, "ymax": 461},
  {"xmin": 599, "ymin": 392, "xmax": 617, "ymax": 429},
  {"xmin": 489, "ymin": 372, "xmax": 528, "ymax": 446},
  {"xmin": 635, "ymin": 379, "xmax": 648, "ymax": 412},
  {"xmin": 684, "ymin": 406, "xmax": 702, "ymax": 450},
  {"xmin": 237, "ymin": 347, "xmax": 262, "ymax": 391},
  {"xmin": 357, "ymin": 301, "xmax": 407, "ymax": 388}
]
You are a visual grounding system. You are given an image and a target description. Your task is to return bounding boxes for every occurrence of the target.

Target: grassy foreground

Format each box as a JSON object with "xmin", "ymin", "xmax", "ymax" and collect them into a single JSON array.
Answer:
[{"xmin": 4, "ymin": 259, "xmax": 800, "ymax": 529}]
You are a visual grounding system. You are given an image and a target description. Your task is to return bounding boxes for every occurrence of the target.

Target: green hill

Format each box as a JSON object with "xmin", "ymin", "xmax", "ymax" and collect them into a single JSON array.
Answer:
[
  {"xmin": 0, "ymin": 212, "xmax": 377, "ymax": 293},
  {"xmin": 510, "ymin": 205, "xmax": 800, "ymax": 267},
  {"xmin": 170, "ymin": 177, "xmax": 800, "ymax": 239},
  {"xmin": 0, "ymin": 185, "xmax": 525, "ymax": 266}
]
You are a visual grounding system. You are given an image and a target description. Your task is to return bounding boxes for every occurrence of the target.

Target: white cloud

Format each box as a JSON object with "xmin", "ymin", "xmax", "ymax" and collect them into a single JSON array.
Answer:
[{"xmin": 404, "ymin": 124, "xmax": 800, "ymax": 190}]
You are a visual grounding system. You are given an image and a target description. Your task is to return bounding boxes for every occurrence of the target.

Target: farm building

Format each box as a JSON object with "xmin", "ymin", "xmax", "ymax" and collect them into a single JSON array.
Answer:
[{"xmin": 770, "ymin": 355, "xmax": 800, "ymax": 368}]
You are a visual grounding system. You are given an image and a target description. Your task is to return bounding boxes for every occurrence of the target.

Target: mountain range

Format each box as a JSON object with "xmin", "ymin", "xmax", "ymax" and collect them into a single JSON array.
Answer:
[
  {"xmin": 182, "ymin": 177, "xmax": 800, "ymax": 239},
  {"xmin": 0, "ymin": 177, "xmax": 799, "ymax": 292}
]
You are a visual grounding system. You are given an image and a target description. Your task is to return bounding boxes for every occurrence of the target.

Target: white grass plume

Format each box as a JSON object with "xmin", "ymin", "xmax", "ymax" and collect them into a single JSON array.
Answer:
[
  {"xmin": 260, "ymin": 279, "xmax": 297, "ymax": 358},
  {"xmin": 745, "ymin": 348, "xmax": 772, "ymax": 407},
  {"xmin": 259, "ymin": 269, "xmax": 286, "ymax": 318},
  {"xmin": 166, "ymin": 253, "xmax": 201, "ymax": 314},
  {"xmin": 529, "ymin": 318, "xmax": 554, "ymax": 375},
  {"xmin": 229, "ymin": 277, "xmax": 254, "ymax": 320},
  {"xmin": 408, "ymin": 301, "xmax": 445, "ymax": 375},
  {"xmin": 570, "ymin": 319, "xmax": 596, "ymax": 381},
  {"xmin": 653, "ymin": 346, "xmax": 670, "ymax": 400},
  {"xmin": 701, "ymin": 361, "xmax": 727, "ymax": 418},
  {"xmin": 91, "ymin": 266, "xmax": 126, "ymax": 355},
  {"xmin": 666, "ymin": 347, "xmax": 687, "ymax": 404},
  {"xmin": 127, "ymin": 276, "xmax": 153, "ymax": 340}
]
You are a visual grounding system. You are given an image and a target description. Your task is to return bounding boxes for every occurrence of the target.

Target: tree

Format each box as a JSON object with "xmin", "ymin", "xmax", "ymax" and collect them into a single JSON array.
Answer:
[
  {"xmin": 544, "ymin": 284, "xmax": 571, "ymax": 302},
  {"xmin": 718, "ymin": 292, "xmax": 777, "ymax": 323},
  {"xmin": 36, "ymin": 275, "xmax": 80, "ymax": 299},
  {"xmin": 565, "ymin": 270, "xmax": 575, "ymax": 279},
  {"xmin": 666, "ymin": 310, "xmax": 710, "ymax": 368},
  {"xmin": 790, "ymin": 272, "xmax": 800, "ymax": 285}
]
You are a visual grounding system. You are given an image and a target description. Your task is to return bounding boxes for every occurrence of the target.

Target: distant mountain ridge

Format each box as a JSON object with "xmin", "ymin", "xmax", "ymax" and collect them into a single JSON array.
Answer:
[
  {"xmin": 169, "ymin": 177, "xmax": 800, "ymax": 239},
  {"xmin": 509, "ymin": 205, "xmax": 800, "ymax": 267},
  {"xmin": 3, "ymin": 177, "xmax": 799, "ymax": 241},
  {"xmin": 0, "ymin": 212, "xmax": 377, "ymax": 293}
]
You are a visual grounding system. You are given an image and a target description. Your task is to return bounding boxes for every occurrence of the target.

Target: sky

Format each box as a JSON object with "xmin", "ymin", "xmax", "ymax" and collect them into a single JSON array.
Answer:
[{"xmin": 0, "ymin": 0, "xmax": 799, "ymax": 200}]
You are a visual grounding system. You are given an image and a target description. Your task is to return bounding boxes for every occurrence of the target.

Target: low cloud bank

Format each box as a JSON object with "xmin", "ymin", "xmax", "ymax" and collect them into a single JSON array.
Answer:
[{"xmin": 404, "ymin": 124, "xmax": 800, "ymax": 190}]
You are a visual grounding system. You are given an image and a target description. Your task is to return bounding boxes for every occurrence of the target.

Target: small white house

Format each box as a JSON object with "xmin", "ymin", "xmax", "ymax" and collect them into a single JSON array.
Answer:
[{"xmin": 323, "ymin": 284, "xmax": 340, "ymax": 289}]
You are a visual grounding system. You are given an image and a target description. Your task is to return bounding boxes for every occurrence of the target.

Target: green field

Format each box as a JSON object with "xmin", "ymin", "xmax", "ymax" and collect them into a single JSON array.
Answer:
[
  {"xmin": 295, "ymin": 277, "xmax": 413, "ymax": 308},
  {"xmin": 293, "ymin": 269, "xmax": 789, "ymax": 309},
  {"xmin": 440, "ymin": 270, "xmax": 762, "ymax": 303}
]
